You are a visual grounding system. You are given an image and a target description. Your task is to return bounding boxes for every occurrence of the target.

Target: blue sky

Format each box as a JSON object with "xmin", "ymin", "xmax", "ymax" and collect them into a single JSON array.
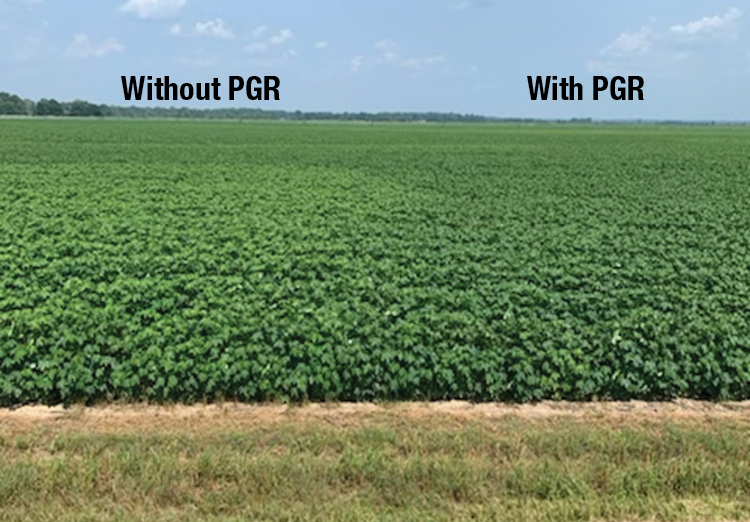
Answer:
[{"xmin": 1, "ymin": 0, "xmax": 748, "ymax": 120}]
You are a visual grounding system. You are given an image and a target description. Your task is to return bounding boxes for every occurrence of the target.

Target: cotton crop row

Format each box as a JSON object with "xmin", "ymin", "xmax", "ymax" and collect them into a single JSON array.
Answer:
[{"xmin": 1, "ymin": 120, "xmax": 749, "ymax": 405}]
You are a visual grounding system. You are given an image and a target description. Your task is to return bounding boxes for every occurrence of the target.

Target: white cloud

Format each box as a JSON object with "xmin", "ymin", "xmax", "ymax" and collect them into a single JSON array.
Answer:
[
  {"xmin": 243, "ymin": 27, "xmax": 295, "ymax": 61},
  {"xmin": 119, "ymin": 0, "xmax": 186, "ymax": 19},
  {"xmin": 0, "ymin": 0, "xmax": 43, "ymax": 6},
  {"xmin": 65, "ymin": 34, "xmax": 123, "ymax": 58},
  {"xmin": 244, "ymin": 42, "xmax": 268, "ymax": 54},
  {"xmin": 171, "ymin": 18, "xmax": 234, "ymax": 39},
  {"xmin": 422, "ymin": 55, "xmax": 445, "ymax": 65},
  {"xmin": 398, "ymin": 55, "xmax": 446, "ymax": 69},
  {"xmin": 398, "ymin": 58, "xmax": 421, "ymax": 69},
  {"xmin": 350, "ymin": 55, "xmax": 363, "ymax": 72},
  {"xmin": 268, "ymin": 28, "xmax": 293, "ymax": 45},
  {"xmin": 252, "ymin": 25, "xmax": 267, "ymax": 38},
  {"xmin": 596, "ymin": 7, "xmax": 743, "ymax": 67},
  {"xmin": 599, "ymin": 27, "xmax": 652, "ymax": 57},
  {"xmin": 454, "ymin": 0, "xmax": 494, "ymax": 9},
  {"xmin": 372, "ymin": 40, "xmax": 446, "ymax": 70},
  {"xmin": 375, "ymin": 39, "xmax": 397, "ymax": 52},
  {"xmin": 195, "ymin": 18, "xmax": 233, "ymax": 39},
  {"xmin": 314, "ymin": 40, "xmax": 328, "ymax": 49},
  {"xmin": 670, "ymin": 8, "xmax": 742, "ymax": 36}
]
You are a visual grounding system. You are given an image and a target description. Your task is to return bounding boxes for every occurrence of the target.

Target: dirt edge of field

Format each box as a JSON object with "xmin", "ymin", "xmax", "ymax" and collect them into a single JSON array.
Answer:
[{"xmin": 3, "ymin": 399, "xmax": 750, "ymax": 434}]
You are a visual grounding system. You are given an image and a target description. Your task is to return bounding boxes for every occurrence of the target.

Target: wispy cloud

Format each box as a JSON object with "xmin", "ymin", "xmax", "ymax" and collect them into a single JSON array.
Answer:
[
  {"xmin": 314, "ymin": 41, "xmax": 328, "ymax": 49},
  {"xmin": 592, "ymin": 7, "xmax": 743, "ymax": 72},
  {"xmin": 375, "ymin": 39, "xmax": 397, "ymax": 52},
  {"xmin": 350, "ymin": 55, "xmax": 363, "ymax": 72},
  {"xmin": 65, "ymin": 34, "xmax": 123, "ymax": 59},
  {"xmin": 170, "ymin": 18, "xmax": 234, "ymax": 39},
  {"xmin": 348, "ymin": 40, "xmax": 446, "ymax": 73},
  {"xmin": 244, "ymin": 27, "xmax": 294, "ymax": 54},
  {"xmin": 252, "ymin": 25, "xmax": 267, "ymax": 39},
  {"xmin": 374, "ymin": 40, "xmax": 445, "ymax": 70},
  {"xmin": 599, "ymin": 27, "xmax": 652, "ymax": 58},
  {"xmin": 241, "ymin": 26, "xmax": 296, "ymax": 65},
  {"xmin": 0, "ymin": 0, "xmax": 43, "ymax": 7},
  {"xmin": 194, "ymin": 18, "xmax": 233, "ymax": 39},
  {"xmin": 669, "ymin": 7, "xmax": 741, "ymax": 37},
  {"xmin": 119, "ymin": 0, "xmax": 186, "ymax": 19},
  {"xmin": 244, "ymin": 42, "xmax": 268, "ymax": 54},
  {"xmin": 268, "ymin": 28, "xmax": 293, "ymax": 45},
  {"xmin": 453, "ymin": 0, "xmax": 494, "ymax": 9}
]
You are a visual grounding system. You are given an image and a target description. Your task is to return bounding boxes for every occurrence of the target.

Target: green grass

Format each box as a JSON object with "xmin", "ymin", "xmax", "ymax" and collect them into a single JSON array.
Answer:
[
  {"xmin": 1, "ymin": 120, "xmax": 750, "ymax": 404},
  {"xmin": 2, "ymin": 410, "xmax": 750, "ymax": 521}
]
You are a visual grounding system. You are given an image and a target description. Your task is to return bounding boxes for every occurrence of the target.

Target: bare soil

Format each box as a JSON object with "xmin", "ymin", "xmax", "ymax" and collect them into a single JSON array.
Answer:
[{"xmin": 3, "ymin": 399, "xmax": 750, "ymax": 435}]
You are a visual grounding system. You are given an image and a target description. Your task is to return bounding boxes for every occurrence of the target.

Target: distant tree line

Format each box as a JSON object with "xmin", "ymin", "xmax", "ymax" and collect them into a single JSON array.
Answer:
[
  {"xmin": 0, "ymin": 92, "xmax": 35, "ymax": 115},
  {"xmin": 0, "ymin": 91, "xmax": 742, "ymax": 125},
  {"xmin": 1, "ymin": 92, "xmax": 108, "ymax": 117},
  {"xmin": 0, "ymin": 91, "xmax": 541, "ymax": 122}
]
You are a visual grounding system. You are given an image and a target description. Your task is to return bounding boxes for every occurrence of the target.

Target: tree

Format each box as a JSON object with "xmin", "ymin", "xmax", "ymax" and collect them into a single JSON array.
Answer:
[
  {"xmin": 36, "ymin": 98, "xmax": 64, "ymax": 116},
  {"xmin": 68, "ymin": 99, "xmax": 102, "ymax": 117},
  {"xmin": 0, "ymin": 92, "xmax": 27, "ymax": 115},
  {"xmin": 23, "ymin": 98, "xmax": 36, "ymax": 115}
]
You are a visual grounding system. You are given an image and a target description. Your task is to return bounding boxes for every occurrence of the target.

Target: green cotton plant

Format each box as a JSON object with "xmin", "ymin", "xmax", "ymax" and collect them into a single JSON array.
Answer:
[{"xmin": 1, "ymin": 120, "xmax": 750, "ymax": 405}]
